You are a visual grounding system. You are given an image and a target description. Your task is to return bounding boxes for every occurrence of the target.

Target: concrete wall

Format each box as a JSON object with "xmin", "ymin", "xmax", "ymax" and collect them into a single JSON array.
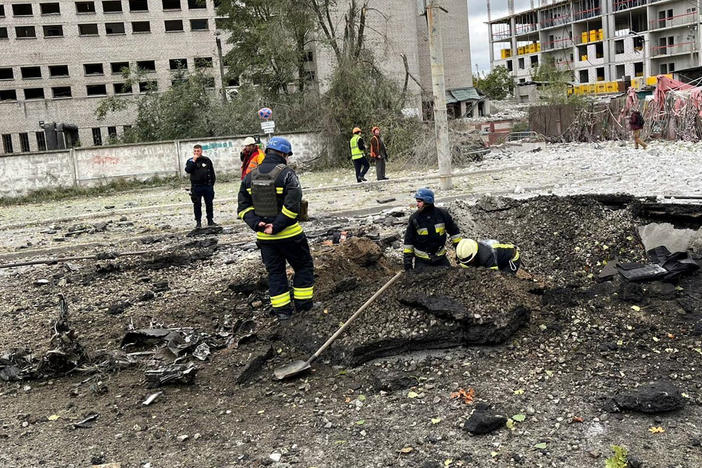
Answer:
[{"xmin": 0, "ymin": 131, "xmax": 325, "ymax": 198}]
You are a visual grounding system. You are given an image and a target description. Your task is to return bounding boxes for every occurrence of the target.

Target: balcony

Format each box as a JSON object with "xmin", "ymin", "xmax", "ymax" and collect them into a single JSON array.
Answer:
[
  {"xmin": 612, "ymin": 0, "xmax": 646, "ymax": 12},
  {"xmin": 573, "ymin": 6, "xmax": 601, "ymax": 22},
  {"xmin": 514, "ymin": 23, "xmax": 538, "ymax": 36},
  {"xmin": 649, "ymin": 11, "xmax": 698, "ymax": 31},
  {"xmin": 541, "ymin": 14, "xmax": 572, "ymax": 29},
  {"xmin": 492, "ymin": 30, "xmax": 512, "ymax": 41},
  {"xmin": 650, "ymin": 40, "xmax": 696, "ymax": 57},
  {"xmin": 542, "ymin": 37, "xmax": 574, "ymax": 51}
]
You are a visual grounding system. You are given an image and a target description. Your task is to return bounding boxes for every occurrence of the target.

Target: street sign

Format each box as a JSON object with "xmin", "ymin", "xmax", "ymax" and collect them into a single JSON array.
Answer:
[{"xmin": 261, "ymin": 121, "xmax": 275, "ymax": 134}]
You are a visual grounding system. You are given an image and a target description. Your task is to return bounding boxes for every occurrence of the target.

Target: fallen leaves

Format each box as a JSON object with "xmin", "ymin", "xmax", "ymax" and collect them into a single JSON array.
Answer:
[
  {"xmin": 407, "ymin": 391, "xmax": 419, "ymax": 399},
  {"xmin": 513, "ymin": 388, "xmax": 525, "ymax": 395},
  {"xmin": 534, "ymin": 442, "xmax": 548, "ymax": 449},
  {"xmin": 631, "ymin": 305, "xmax": 641, "ymax": 312},
  {"xmin": 47, "ymin": 414, "xmax": 60, "ymax": 421},
  {"xmin": 450, "ymin": 388, "xmax": 475, "ymax": 404},
  {"xmin": 649, "ymin": 426, "xmax": 665, "ymax": 434},
  {"xmin": 399, "ymin": 446, "xmax": 413, "ymax": 454},
  {"xmin": 512, "ymin": 413, "xmax": 526, "ymax": 422},
  {"xmin": 572, "ymin": 416, "xmax": 584, "ymax": 423},
  {"xmin": 431, "ymin": 417, "xmax": 441, "ymax": 425}
]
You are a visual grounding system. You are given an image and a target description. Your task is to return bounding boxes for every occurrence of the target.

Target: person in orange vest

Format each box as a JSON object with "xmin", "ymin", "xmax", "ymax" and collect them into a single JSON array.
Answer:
[
  {"xmin": 369, "ymin": 126, "xmax": 389, "ymax": 181},
  {"xmin": 241, "ymin": 136, "xmax": 265, "ymax": 179}
]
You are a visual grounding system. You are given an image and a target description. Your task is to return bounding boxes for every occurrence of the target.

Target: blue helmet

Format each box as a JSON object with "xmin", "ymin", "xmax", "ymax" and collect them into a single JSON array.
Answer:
[
  {"xmin": 414, "ymin": 188, "xmax": 434, "ymax": 204},
  {"xmin": 266, "ymin": 136, "xmax": 293, "ymax": 156}
]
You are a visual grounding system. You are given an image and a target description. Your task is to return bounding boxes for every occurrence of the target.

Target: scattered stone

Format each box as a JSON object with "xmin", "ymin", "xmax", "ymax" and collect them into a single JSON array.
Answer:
[
  {"xmin": 138, "ymin": 291, "xmax": 155, "ymax": 302},
  {"xmin": 609, "ymin": 381, "xmax": 684, "ymax": 414},
  {"xmin": 371, "ymin": 369, "xmax": 416, "ymax": 392},
  {"xmin": 107, "ymin": 301, "xmax": 131, "ymax": 316},
  {"xmin": 463, "ymin": 406, "xmax": 507, "ymax": 435},
  {"xmin": 34, "ymin": 279, "xmax": 50, "ymax": 286}
]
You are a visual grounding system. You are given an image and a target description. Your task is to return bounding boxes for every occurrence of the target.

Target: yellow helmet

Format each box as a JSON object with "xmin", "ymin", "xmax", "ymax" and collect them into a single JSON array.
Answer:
[
  {"xmin": 456, "ymin": 239, "xmax": 478, "ymax": 265},
  {"xmin": 352, "ymin": 127, "xmax": 362, "ymax": 134}
]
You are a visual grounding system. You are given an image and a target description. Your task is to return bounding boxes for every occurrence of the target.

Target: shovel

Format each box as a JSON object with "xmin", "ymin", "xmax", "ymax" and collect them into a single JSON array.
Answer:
[{"xmin": 273, "ymin": 270, "xmax": 403, "ymax": 380}]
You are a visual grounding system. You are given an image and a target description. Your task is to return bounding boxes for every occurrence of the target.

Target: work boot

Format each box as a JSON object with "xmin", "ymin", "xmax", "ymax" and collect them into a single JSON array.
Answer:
[
  {"xmin": 207, "ymin": 219, "xmax": 218, "ymax": 226},
  {"xmin": 195, "ymin": 221, "xmax": 202, "ymax": 229},
  {"xmin": 276, "ymin": 310, "xmax": 293, "ymax": 321},
  {"xmin": 295, "ymin": 300, "xmax": 314, "ymax": 313}
]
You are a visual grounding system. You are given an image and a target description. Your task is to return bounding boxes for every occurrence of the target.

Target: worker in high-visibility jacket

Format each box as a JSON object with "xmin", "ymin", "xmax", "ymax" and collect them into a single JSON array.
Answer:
[
  {"xmin": 237, "ymin": 136, "xmax": 314, "ymax": 320},
  {"xmin": 403, "ymin": 188, "xmax": 462, "ymax": 271},
  {"xmin": 456, "ymin": 238, "xmax": 521, "ymax": 273},
  {"xmin": 240, "ymin": 136, "xmax": 265, "ymax": 179},
  {"xmin": 349, "ymin": 127, "xmax": 370, "ymax": 183}
]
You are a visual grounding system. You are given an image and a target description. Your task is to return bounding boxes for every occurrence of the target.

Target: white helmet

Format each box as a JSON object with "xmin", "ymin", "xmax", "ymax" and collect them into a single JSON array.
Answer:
[
  {"xmin": 243, "ymin": 136, "xmax": 256, "ymax": 146},
  {"xmin": 456, "ymin": 239, "xmax": 478, "ymax": 265}
]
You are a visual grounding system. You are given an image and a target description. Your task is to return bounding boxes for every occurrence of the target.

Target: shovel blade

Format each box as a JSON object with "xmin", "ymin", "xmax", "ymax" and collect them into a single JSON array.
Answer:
[{"xmin": 273, "ymin": 360, "xmax": 311, "ymax": 380}]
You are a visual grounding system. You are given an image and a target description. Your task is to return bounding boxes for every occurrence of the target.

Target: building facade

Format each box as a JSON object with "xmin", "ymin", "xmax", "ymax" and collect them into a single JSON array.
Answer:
[
  {"xmin": 488, "ymin": 0, "xmax": 701, "ymax": 92},
  {"xmin": 0, "ymin": 0, "xmax": 472, "ymax": 154}
]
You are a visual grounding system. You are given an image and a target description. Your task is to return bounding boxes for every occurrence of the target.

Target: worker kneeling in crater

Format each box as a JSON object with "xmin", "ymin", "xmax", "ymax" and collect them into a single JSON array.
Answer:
[{"xmin": 456, "ymin": 238, "xmax": 521, "ymax": 273}]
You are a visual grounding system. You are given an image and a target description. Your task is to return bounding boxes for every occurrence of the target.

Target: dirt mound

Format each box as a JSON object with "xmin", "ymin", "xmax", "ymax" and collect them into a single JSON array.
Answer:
[
  {"xmin": 278, "ymin": 266, "xmax": 539, "ymax": 366},
  {"xmin": 450, "ymin": 195, "xmax": 647, "ymax": 285}
]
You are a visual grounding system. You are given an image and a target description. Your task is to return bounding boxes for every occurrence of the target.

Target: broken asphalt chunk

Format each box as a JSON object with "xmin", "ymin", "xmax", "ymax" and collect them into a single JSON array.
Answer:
[{"xmin": 464, "ymin": 406, "xmax": 507, "ymax": 435}]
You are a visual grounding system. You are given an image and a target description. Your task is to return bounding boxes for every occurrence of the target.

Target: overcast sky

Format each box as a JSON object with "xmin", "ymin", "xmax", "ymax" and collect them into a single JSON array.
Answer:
[{"xmin": 469, "ymin": 0, "xmax": 532, "ymax": 74}]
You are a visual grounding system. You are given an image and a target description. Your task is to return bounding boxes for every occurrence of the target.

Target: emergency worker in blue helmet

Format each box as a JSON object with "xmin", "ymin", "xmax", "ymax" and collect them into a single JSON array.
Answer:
[
  {"xmin": 237, "ymin": 137, "xmax": 314, "ymax": 320},
  {"xmin": 403, "ymin": 188, "xmax": 462, "ymax": 271}
]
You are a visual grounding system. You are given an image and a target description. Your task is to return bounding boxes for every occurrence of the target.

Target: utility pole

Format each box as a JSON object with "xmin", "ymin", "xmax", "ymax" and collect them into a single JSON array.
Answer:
[
  {"xmin": 215, "ymin": 34, "xmax": 228, "ymax": 104},
  {"xmin": 424, "ymin": 0, "xmax": 452, "ymax": 189}
]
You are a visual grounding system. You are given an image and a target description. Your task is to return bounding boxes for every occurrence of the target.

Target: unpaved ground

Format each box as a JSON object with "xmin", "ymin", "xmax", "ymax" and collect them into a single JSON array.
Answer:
[{"xmin": 1, "ymin": 191, "xmax": 702, "ymax": 468}]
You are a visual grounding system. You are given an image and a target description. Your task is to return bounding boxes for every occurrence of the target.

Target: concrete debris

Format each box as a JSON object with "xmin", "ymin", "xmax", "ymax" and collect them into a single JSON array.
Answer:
[
  {"xmin": 464, "ymin": 405, "xmax": 508, "ymax": 435},
  {"xmin": 145, "ymin": 363, "xmax": 198, "ymax": 387},
  {"xmin": 608, "ymin": 381, "xmax": 685, "ymax": 414},
  {"xmin": 638, "ymin": 223, "xmax": 697, "ymax": 253}
]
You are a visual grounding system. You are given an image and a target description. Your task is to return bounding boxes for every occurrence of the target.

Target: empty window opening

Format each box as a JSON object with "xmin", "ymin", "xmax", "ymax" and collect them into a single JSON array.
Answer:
[
  {"xmin": 75, "ymin": 1, "xmax": 96, "ymax": 14},
  {"xmin": 195, "ymin": 57, "xmax": 212, "ymax": 68},
  {"xmin": 616, "ymin": 64, "xmax": 625, "ymax": 79},
  {"xmin": 92, "ymin": 128, "xmax": 102, "ymax": 145},
  {"xmin": 79, "ymin": 23, "xmax": 99, "ymax": 35},
  {"xmin": 615, "ymin": 40, "xmax": 624, "ymax": 54},
  {"xmin": 16, "ymin": 26, "xmax": 37, "ymax": 38},
  {"xmin": 19, "ymin": 133, "xmax": 30, "ymax": 152},
  {"xmin": 108, "ymin": 126, "xmax": 117, "ymax": 139},
  {"xmin": 136, "ymin": 60, "xmax": 156, "ymax": 72},
  {"xmin": 24, "ymin": 88, "xmax": 45, "ymax": 99},
  {"xmin": 634, "ymin": 61, "xmax": 643, "ymax": 77},
  {"xmin": 113, "ymin": 82, "xmax": 131, "ymax": 94},
  {"xmin": 12, "ymin": 4, "xmax": 34, "ymax": 16},
  {"xmin": 190, "ymin": 19, "xmax": 208, "ymax": 30},
  {"xmin": 105, "ymin": 22, "xmax": 125, "ymax": 34},
  {"xmin": 84, "ymin": 63, "xmax": 104, "ymax": 75},
  {"xmin": 139, "ymin": 80, "xmax": 158, "ymax": 92},
  {"xmin": 0, "ymin": 68, "xmax": 13, "ymax": 80},
  {"xmin": 2, "ymin": 134, "xmax": 14, "ymax": 153},
  {"xmin": 188, "ymin": 0, "xmax": 206, "ymax": 9},
  {"xmin": 111, "ymin": 62, "xmax": 129, "ymax": 74},
  {"xmin": 49, "ymin": 65, "xmax": 69, "ymax": 77},
  {"xmin": 162, "ymin": 0, "xmax": 180, "ymax": 10},
  {"xmin": 40, "ymin": 3, "xmax": 61, "ymax": 14},
  {"xmin": 52, "ymin": 86, "xmax": 72, "ymax": 98},
  {"xmin": 169, "ymin": 58, "xmax": 188, "ymax": 70},
  {"xmin": 36, "ymin": 132, "xmax": 47, "ymax": 151},
  {"xmin": 0, "ymin": 28, "xmax": 8, "ymax": 39},
  {"xmin": 102, "ymin": 1, "xmax": 123, "ymax": 12},
  {"xmin": 596, "ymin": 67, "xmax": 605, "ymax": 81},
  {"xmin": 0, "ymin": 90, "xmax": 17, "ymax": 101},
  {"xmin": 164, "ymin": 19, "xmax": 184, "ymax": 31},
  {"xmin": 579, "ymin": 69, "xmax": 588, "ymax": 83},
  {"xmin": 129, "ymin": 0, "xmax": 148, "ymax": 11},
  {"xmin": 86, "ymin": 84, "xmax": 107, "ymax": 95},
  {"xmin": 595, "ymin": 43, "xmax": 604, "ymax": 59},
  {"xmin": 21, "ymin": 66, "xmax": 42, "ymax": 79},
  {"xmin": 518, "ymin": 57, "xmax": 524, "ymax": 69},
  {"xmin": 132, "ymin": 21, "xmax": 150, "ymax": 32},
  {"xmin": 43, "ymin": 25, "xmax": 64, "ymax": 37}
]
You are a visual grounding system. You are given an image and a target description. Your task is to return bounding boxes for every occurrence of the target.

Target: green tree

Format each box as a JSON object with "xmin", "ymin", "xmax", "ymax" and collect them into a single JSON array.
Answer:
[
  {"xmin": 474, "ymin": 66, "xmax": 514, "ymax": 100},
  {"xmin": 216, "ymin": 0, "xmax": 315, "ymax": 95},
  {"xmin": 530, "ymin": 57, "xmax": 577, "ymax": 104}
]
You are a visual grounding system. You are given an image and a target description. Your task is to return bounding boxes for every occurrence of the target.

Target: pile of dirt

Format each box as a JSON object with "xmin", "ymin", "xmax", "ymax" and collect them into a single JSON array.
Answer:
[
  {"xmin": 450, "ymin": 195, "xmax": 648, "ymax": 286},
  {"xmin": 279, "ymin": 260, "xmax": 540, "ymax": 366}
]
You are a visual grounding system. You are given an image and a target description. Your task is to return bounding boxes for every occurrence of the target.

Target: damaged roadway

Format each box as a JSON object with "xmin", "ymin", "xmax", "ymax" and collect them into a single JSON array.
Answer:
[{"xmin": 1, "ymin": 194, "xmax": 702, "ymax": 467}]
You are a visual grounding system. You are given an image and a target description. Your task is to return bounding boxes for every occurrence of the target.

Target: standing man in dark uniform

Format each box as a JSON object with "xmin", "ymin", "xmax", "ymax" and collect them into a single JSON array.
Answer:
[
  {"xmin": 184, "ymin": 144, "xmax": 216, "ymax": 229},
  {"xmin": 403, "ymin": 188, "xmax": 462, "ymax": 272},
  {"xmin": 237, "ymin": 137, "xmax": 314, "ymax": 320}
]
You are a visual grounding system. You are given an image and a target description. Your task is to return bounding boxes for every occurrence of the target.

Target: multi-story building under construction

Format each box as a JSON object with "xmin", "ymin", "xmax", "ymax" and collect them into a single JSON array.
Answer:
[{"xmin": 488, "ymin": 0, "xmax": 701, "ymax": 94}]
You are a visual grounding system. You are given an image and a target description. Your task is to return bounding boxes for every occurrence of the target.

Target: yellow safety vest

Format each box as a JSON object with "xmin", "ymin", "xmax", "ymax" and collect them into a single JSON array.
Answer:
[{"xmin": 350, "ymin": 134, "xmax": 364, "ymax": 160}]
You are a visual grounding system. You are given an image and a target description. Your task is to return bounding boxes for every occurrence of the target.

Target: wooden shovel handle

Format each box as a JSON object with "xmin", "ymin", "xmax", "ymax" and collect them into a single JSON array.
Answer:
[{"xmin": 307, "ymin": 271, "xmax": 404, "ymax": 365}]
